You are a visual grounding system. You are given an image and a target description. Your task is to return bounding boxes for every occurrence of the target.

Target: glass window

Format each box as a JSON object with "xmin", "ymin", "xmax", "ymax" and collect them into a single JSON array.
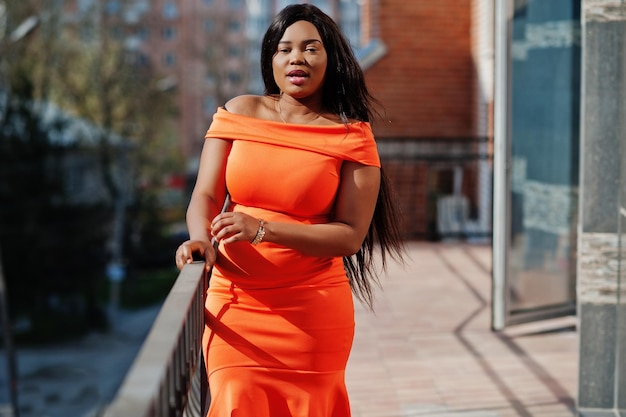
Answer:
[
  {"xmin": 228, "ymin": 71, "xmax": 241, "ymax": 84},
  {"xmin": 205, "ymin": 74, "xmax": 216, "ymax": 87},
  {"xmin": 276, "ymin": 0, "xmax": 292, "ymax": 11},
  {"xmin": 204, "ymin": 96, "xmax": 217, "ymax": 115},
  {"xmin": 137, "ymin": 26, "xmax": 149, "ymax": 40},
  {"xmin": 204, "ymin": 19, "xmax": 214, "ymax": 33},
  {"xmin": 163, "ymin": 2, "xmax": 179, "ymax": 19},
  {"xmin": 493, "ymin": 0, "xmax": 580, "ymax": 327},
  {"xmin": 228, "ymin": 20, "xmax": 241, "ymax": 32},
  {"xmin": 78, "ymin": 0, "xmax": 95, "ymax": 13},
  {"xmin": 110, "ymin": 26, "xmax": 123, "ymax": 40},
  {"xmin": 310, "ymin": 0, "xmax": 331, "ymax": 17},
  {"xmin": 106, "ymin": 0, "xmax": 121, "ymax": 15},
  {"xmin": 137, "ymin": 53, "xmax": 150, "ymax": 67},
  {"xmin": 228, "ymin": 45, "xmax": 242, "ymax": 57},
  {"xmin": 228, "ymin": 0, "xmax": 243, "ymax": 9},
  {"xmin": 339, "ymin": 0, "xmax": 361, "ymax": 48},
  {"xmin": 164, "ymin": 52, "xmax": 176, "ymax": 66},
  {"xmin": 162, "ymin": 26, "xmax": 176, "ymax": 40},
  {"xmin": 133, "ymin": 0, "xmax": 150, "ymax": 14}
]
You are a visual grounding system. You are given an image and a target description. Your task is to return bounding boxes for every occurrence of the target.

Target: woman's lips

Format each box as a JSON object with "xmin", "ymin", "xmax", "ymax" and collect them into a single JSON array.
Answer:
[
  {"xmin": 287, "ymin": 71, "xmax": 308, "ymax": 85},
  {"xmin": 288, "ymin": 76, "xmax": 307, "ymax": 85}
]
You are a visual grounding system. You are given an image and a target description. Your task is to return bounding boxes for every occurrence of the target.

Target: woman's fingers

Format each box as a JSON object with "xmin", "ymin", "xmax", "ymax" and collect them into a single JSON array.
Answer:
[
  {"xmin": 175, "ymin": 240, "xmax": 214, "ymax": 270},
  {"xmin": 211, "ymin": 212, "xmax": 257, "ymax": 243},
  {"xmin": 175, "ymin": 244, "xmax": 192, "ymax": 270},
  {"xmin": 176, "ymin": 214, "xmax": 261, "ymax": 272}
]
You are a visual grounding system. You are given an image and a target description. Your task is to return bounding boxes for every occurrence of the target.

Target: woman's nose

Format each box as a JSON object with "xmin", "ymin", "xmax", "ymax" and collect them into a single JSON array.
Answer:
[{"xmin": 289, "ymin": 49, "xmax": 305, "ymax": 64}]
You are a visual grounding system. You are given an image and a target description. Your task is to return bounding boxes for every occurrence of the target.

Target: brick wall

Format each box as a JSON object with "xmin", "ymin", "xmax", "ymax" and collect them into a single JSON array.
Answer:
[
  {"xmin": 366, "ymin": 0, "xmax": 475, "ymax": 138},
  {"xmin": 364, "ymin": 1, "xmax": 489, "ymax": 239},
  {"xmin": 384, "ymin": 161, "xmax": 431, "ymax": 238}
]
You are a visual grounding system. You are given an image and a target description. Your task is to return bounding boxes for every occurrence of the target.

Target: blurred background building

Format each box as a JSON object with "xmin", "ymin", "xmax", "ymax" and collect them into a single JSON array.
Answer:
[
  {"xmin": 60, "ymin": 0, "xmax": 368, "ymax": 178},
  {"xmin": 58, "ymin": 0, "xmax": 494, "ymax": 241}
]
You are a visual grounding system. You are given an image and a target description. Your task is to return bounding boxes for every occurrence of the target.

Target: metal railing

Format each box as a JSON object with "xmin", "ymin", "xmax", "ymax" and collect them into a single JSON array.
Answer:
[
  {"xmin": 377, "ymin": 137, "xmax": 493, "ymax": 240},
  {"xmin": 102, "ymin": 262, "xmax": 209, "ymax": 417}
]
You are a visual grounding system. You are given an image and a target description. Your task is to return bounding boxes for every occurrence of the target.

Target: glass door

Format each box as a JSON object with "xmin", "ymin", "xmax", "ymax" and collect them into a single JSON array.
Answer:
[{"xmin": 492, "ymin": 0, "xmax": 580, "ymax": 329}]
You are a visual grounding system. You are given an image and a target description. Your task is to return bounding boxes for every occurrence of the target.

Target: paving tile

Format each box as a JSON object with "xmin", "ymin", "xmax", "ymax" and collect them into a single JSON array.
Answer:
[{"xmin": 346, "ymin": 242, "xmax": 578, "ymax": 417}]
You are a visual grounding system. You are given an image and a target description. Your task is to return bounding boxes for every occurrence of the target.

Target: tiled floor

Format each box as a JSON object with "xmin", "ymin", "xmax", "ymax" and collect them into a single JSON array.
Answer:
[{"xmin": 346, "ymin": 242, "xmax": 578, "ymax": 417}]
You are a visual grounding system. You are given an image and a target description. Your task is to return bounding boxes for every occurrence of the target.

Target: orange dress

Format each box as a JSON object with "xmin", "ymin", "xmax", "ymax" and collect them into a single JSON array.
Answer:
[{"xmin": 202, "ymin": 108, "xmax": 381, "ymax": 417}]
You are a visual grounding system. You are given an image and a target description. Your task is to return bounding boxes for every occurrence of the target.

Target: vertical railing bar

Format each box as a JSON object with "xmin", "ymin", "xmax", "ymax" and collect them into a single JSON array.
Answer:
[
  {"xmin": 168, "ymin": 365, "xmax": 175, "ymax": 417},
  {"xmin": 174, "ymin": 342, "xmax": 181, "ymax": 411},
  {"xmin": 180, "ymin": 327, "xmax": 187, "ymax": 404},
  {"xmin": 187, "ymin": 313, "xmax": 194, "ymax": 396},
  {"xmin": 172, "ymin": 346, "xmax": 178, "ymax": 415},
  {"xmin": 177, "ymin": 337, "xmax": 185, "ymax": 412},
  {"xmin": 160, "ymin": 374, "xmax": 168, "ymax": 417},
  {"xmin": 102, "ymin": 262, "xmax": 206, "ymax": 417},
  {"xmin": 173, "ymin": 365, "xmax": 179, "ymax": 416},
  {"xmin": 168, "ymin": 366, "xmax": 176, "ymax": 417}
]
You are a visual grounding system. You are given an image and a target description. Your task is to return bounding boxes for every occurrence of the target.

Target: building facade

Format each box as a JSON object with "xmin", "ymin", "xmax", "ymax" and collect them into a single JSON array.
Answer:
[
  {"xmin": 576, "ymin": 0, "xmax": 626, "ymax": 413},
  {"xmin": 364, "ymin": 0, "xmax": 493, "ymax": 239},
  {"xmin": 63, "ymin": 0, "xmax": 249, "ymax": 163},
  {"xmin": 66, "ymin": 0, "xmax": 367, "ymax": 168},
  {"xmin": 493, "ymin": 0, "xmax": 626, "ymax": 413}
]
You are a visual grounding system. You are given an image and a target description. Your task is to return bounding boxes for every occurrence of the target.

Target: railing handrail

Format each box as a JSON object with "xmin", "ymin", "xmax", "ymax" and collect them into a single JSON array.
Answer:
[{"xmin": 103, "ymin": 262, "xmax": 208, "ymax": 417}]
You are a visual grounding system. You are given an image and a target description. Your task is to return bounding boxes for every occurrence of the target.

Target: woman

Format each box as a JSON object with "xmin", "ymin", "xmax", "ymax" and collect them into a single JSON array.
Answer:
[{"xmin": 175, "ymin": 4, "xmax": 404, "ymax": 416}]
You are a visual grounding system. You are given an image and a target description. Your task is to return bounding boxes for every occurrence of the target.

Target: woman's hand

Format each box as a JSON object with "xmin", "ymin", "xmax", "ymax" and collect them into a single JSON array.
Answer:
[
  {"xmin": 175, "ymin": 240, "xmax": 216, "ymax": 272},
  {"xmin": 211, "ymin": 212, "xmax": 260, "ymax": 245}
]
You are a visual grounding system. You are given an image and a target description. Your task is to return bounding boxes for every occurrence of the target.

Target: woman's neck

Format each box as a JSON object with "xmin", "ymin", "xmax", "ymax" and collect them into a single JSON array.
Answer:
[{"xmin": 275, "ymin": 96, "xmax": 322, "ymax": 124}]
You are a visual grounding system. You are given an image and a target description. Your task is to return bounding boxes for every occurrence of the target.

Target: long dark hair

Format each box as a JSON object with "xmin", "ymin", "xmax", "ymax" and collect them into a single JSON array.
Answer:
[
  {"xmin": 261, "ymin": 4, "xmax": 405, "ymax": 308},
  {"xmin": 261, "ymin": 3, "xmax": 374, "ymax": 122}
]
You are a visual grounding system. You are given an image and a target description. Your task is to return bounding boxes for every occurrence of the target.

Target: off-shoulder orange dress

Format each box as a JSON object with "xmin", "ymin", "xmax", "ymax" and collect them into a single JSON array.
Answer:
[{"xmin": 202, "ymin": 108, "xmax": 381, "ymax": 417}]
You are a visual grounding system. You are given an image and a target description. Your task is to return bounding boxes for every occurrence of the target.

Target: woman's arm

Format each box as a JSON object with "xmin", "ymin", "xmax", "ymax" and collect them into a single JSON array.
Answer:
[
  {"xmin": 175, "ymin": 138, "xmax": 231, "ymax": 270},
  {"xmin": 211, "ymin": 161, "xmax": 380, "ymax": 258}
]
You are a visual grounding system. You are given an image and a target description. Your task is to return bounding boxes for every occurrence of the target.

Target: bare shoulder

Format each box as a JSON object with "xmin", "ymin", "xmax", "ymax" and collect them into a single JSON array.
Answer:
[{"xmin": 224, "ymin": 95, "xmax": 266, "ymax": 117}]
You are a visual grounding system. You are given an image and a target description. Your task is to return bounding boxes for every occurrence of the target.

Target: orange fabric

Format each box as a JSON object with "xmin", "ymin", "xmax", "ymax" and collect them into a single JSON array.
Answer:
[{"xmin": 202, "ymin": 108, "xmax": 380, "ymax": 417}]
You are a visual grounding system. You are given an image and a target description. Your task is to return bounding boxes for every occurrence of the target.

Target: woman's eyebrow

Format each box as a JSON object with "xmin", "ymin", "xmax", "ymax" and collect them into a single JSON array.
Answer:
[{"xmin": 278, "ymin": 39, "xmax": 322, "ymax": 45}]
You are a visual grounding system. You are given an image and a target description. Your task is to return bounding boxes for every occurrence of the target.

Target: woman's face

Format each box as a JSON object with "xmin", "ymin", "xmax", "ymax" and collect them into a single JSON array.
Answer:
[{"xmin": 272, "ymin": 20, "xmax": 328, "ymax": 100}]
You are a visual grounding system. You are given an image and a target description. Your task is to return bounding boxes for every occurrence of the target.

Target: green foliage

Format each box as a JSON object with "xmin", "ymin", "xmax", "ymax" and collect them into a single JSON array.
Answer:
[
  {"xmin": 0, "ymin": 99, "xmax": 112, "ymax": 343},
  {"xmin": 0, "ymin": 1, "xmax": 185, "ymax": 343},
  {"xmin": 100, "ymin": 267, "xmax": 178, "ymax": 310}
]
